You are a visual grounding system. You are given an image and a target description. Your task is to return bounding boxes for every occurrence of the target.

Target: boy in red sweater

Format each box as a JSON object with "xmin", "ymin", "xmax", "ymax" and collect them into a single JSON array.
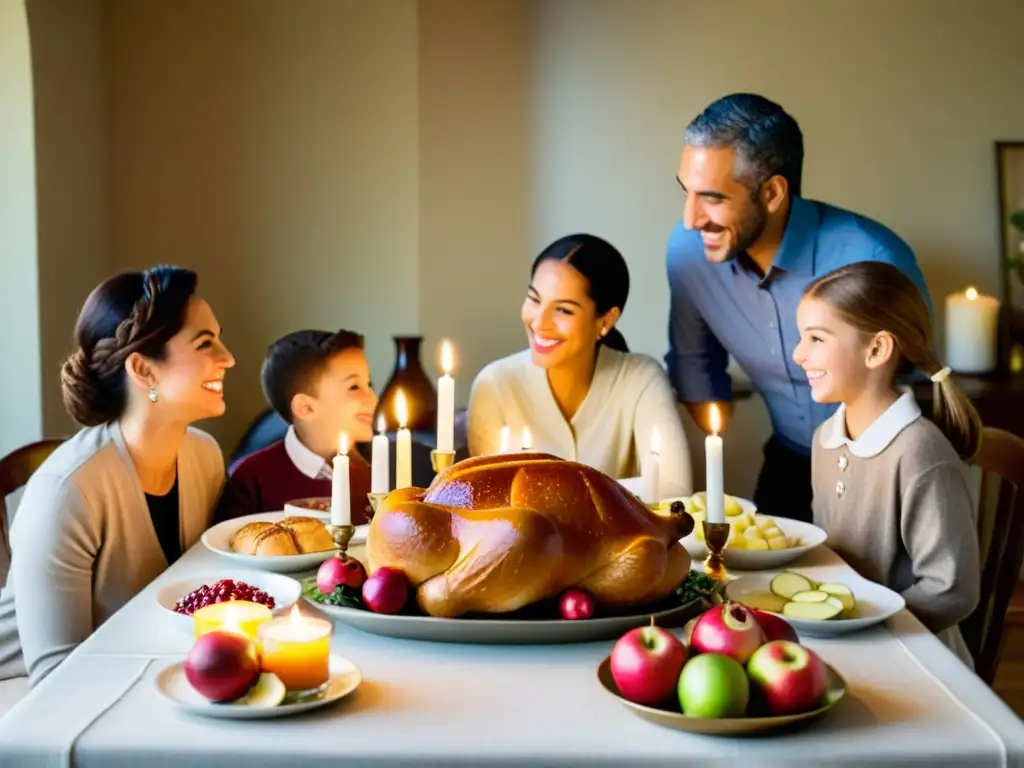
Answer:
[{"xmin": 217, "ymin": 329, "xmax": 376, "ymax": 523}]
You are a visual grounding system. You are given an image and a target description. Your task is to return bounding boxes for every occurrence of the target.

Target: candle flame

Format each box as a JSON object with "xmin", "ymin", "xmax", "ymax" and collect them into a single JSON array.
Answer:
[
  {"xmin": 395, "ymin": 389, "xmax": 408, "ymax": 428},
  {"xmin": 521, "ymin": 426, "xmax": 532, "ymax": 450},
  {"xmin": 709, "ymin": 404, "xmax": 721, "ymax": 436},
  {"xmin": 966, "ymin": 286, "xmax": 978, "ymax": 300},
  {"xmin": 339, "ymin": 432, "xmax": 349, "ymax": 455},
  {"xmin": 440, "ymin": 340, "xmax": 454, "ymax": 376},
  {"xmin": 221, "ymin": 603, "xmax": 245, "ymax": 637},
  {"xmin": 498, "ymin": 425, "xmax": 510, "ymax": 453},
  {"xmin": 289, "ymin": 605, "xmax": 303, "ymax": 625},
  {"xmin": 650, "ymin": 427, "xmax": 661, "ymax": 455},
  {"xmin": 377, "ymin": 413, "xmax": 386, "ymax": 434}
]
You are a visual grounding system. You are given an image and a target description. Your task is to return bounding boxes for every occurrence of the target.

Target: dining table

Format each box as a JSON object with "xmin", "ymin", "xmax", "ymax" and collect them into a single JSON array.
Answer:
[{"xmin": 1, "ymin": 535, "xmax": 1023, "ymax": 768}]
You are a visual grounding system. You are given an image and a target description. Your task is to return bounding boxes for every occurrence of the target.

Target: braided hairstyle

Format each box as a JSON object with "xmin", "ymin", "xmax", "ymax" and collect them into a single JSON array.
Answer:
[{"xmin": 61, "ymin": 266, "xmax": 199, "ymax": 426}]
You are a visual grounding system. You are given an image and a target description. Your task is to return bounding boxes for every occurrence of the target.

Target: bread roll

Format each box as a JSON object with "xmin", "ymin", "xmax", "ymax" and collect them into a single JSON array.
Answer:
[{"xmin": 229, "ymin": 516, "xmax": 333, "ymax": 556}]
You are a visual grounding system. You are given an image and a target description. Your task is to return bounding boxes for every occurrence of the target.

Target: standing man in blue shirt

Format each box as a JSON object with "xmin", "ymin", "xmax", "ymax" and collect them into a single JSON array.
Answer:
[{"xmin": 666, "ymin": 93, "xmax": 931, "ymax": 523}]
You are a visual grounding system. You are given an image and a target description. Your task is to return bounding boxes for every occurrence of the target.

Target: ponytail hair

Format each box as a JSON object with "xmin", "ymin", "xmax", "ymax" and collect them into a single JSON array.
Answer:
[
  {"xmin": 803, "ymin": 261, "xmax": 982, "ymax": 461},
  {"xmin": 531, "ymin": 233, "xmax": 631, "ymax": 352}
]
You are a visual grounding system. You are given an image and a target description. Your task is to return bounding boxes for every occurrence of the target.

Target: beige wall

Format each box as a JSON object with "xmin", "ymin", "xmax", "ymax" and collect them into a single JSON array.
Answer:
[
  {"xmin": 0, "ymin": 0, "xmax": 43, "ymax": 458},
  {"xmin": 532, "ymin": 0, "xmax": 1024, "ymax": 497},
  {"xmin": 418, "ymin": 0, "xmax": 532, "ymax": 393},
  {"xmin": 26, "ymin": 0, "xmax": 111, "ymax": 438},
  {"xmin": 103, "ymin": 0, "xmax": 421, "ymax": 449}
]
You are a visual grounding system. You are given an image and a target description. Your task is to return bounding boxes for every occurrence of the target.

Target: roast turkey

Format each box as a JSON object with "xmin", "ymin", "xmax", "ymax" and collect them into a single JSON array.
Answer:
[{"xmin": 365, "ymin": 452, "xmax": 694, "ymax": 618}]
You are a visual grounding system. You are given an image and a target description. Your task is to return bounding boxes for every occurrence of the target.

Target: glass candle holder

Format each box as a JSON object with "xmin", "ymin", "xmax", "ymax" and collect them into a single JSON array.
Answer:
[
  {"xmin": 258, "ymin": 608, "xmax": 332, "ymax": 700},
  {"xmin": 192, "ymin": 600, "xmax": 272, "ymax": 641}
]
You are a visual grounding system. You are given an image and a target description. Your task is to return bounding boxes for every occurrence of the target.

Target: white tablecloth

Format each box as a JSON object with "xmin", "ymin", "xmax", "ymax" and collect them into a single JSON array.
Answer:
[{"xmin": 1, "ymin": 543, "xmax": 1023, "ymax": 767}]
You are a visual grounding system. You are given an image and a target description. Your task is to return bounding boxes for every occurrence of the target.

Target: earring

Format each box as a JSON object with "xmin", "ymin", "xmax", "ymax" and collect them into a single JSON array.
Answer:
[{"xmin": 148, "ymin": 387, "xmax": 158, "ymax": 403}]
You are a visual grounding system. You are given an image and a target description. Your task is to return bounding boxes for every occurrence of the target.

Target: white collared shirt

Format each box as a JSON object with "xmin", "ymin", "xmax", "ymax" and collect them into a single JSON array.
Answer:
[
  {"xmin": 818, "ymin": 391, "xmax": 922, "ymax": 458},
  {"xmin": 284, "ymin": 425, "xmax": 332, "ymax": 480}
]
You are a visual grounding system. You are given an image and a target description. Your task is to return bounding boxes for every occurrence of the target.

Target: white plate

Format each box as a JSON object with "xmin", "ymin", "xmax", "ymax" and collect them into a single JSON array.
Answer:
[
  {"xmin": 156, "ymin": 572, "xmax": 303, "ymax": 633},
  {"xmin": 201, "ymin": 512, "xmax": 369, "ymax": 574},
  {"xmin": 677, "ymin": 512, "xmax": 828, "ymax": 571},
  {"xmin": 723, "ymin": 572, "xmax": 906, "ymax": 637},
  {"xmin": 282, "ymin": 497, "xmax": 331, "ymax": 519},
  {"xmin": 154, "ymin": 653, "xmax": 361, "ymax": 719}
]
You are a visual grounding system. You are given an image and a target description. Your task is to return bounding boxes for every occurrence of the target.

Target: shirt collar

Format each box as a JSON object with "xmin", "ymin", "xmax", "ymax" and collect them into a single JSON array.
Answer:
[
  {"xmin": 771, "ymin": 196, "xmax": 818, "ymax": 276},
  {"xmin": 818, "ymin": 390, "xmax": 922, "ymax": 458},
  {"xmin": 284, "ymin": 425, "xmax": 332, "ymax": 479}
]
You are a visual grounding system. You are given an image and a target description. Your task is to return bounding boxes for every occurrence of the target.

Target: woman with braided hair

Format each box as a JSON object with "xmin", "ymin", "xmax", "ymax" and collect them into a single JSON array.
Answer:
[{"xmin": 0, "ymin": 265, "xmax": 234, "ymax": 686}]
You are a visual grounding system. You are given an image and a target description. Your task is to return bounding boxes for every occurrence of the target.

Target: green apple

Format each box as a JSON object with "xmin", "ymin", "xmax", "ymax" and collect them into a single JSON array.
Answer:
[{"xmin": 677, "ymin": 653, "xmax": 749, "ymax": 718}]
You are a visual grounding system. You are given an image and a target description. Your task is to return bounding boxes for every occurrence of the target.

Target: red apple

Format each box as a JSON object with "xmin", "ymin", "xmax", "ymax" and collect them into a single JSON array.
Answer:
[
  {"xmin": 317, "ymin": 555, "xmax": 367, "ymax": 595},
  {"xmin": 362, "ymin": 567, "xmax": 409, "ymax": 614},
  {"xmin": 559, "ymin": 588, "xmax": 595, "ymax": 620},
  {"xmin": 689, "ymin": 603, "xmax": 766, "ymax": 664},
  {"xmin": 747, "ymin": 640, "xmax": 829, "ymax": 716},
  {"xmin": 752, "ymin": 608, "xmax": 799, "ymax": 644},
  {"xmin": 609, "ymin": 624, "xmax": 687, "ymax": 705},
  {"xmin": 184, "ymin": 630, "xmax": 260, "ymax": 702}
]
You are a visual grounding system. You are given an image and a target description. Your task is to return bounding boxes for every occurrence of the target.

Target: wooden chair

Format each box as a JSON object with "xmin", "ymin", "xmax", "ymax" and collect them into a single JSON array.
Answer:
[
  {"xmin": 960, "ymin": 427, "xmax": 1024, "ymax": 685},
  {"xmin": 0, "ymin": 439, "xmax": 64, "ymax": 560}
]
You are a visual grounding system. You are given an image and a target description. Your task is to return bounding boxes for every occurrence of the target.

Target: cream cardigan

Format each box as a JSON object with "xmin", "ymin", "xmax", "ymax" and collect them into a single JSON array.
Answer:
[
  {"xmin": 467, "ymin": 346, "xmax": 693, "ymax": 498},
  {"xmin": 0, "ymin": 422, "xmax": 224, "ymax": 685}
]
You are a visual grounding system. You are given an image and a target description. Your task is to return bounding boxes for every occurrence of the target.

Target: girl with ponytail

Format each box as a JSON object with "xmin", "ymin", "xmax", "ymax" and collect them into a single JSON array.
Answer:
[
  {"xmin": 467, "ymin": 234, "xmax": 693, "ymax": 500},
  {"xmin": 793, "ymin": 261, "xmax": 981, "ymax": 667}
]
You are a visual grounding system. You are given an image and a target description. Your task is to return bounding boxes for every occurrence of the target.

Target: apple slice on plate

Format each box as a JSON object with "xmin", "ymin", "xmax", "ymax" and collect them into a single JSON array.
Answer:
[
  {"xmin": 818, "ymin": 583, "xmax": 856, "ymax": 617},
  {"xmin": 789, "ymin": 590, "xmax": 830, "ymax": 604},
  {"xmin": 769, "ymin": 572, "xmax": 814, "ymax": 599},
  {"xmin": 782, "ymin": 601, "xmax": 843, "ymax": 620}
]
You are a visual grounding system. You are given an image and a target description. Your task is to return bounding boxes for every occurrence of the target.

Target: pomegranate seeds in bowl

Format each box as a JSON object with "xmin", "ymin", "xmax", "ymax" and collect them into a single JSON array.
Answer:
[{"xmin": 173, "ymin": 579, "xmax": 276, "ymax": 616}]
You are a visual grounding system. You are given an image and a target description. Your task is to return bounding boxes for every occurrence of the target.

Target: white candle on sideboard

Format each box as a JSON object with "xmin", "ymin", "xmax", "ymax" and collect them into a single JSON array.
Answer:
[
  {"xmin": 498, "ymin": 425, "xmax": 510, "ymax": 454},
  {"xmin": 705, "ymin": 404, "xmax": 725, "ymax": 524},
  {"xmin": 371, "ymin": 414, "xmax": 389, "ymax": 494},
  {"xmin": 331, "ymin": 433, "xmax": 351, "ymax": 527},
  {"xmin": 395, "ymin": 389, "xmax": 412, "ymax": 489},
  {"xmin": 641, "ymin": 427, "xmax": 661, "ymax": 504},
  {"xmin": 437, "ymin": 340, "xmax": 455, "ymax": 453},
  {"xmin": 945, "ymin": 286, "xmax": 1000, "ymax": 373},
  {"xmin": 520, "ymin": 426, "xmax": 532, "ymax": 451}
]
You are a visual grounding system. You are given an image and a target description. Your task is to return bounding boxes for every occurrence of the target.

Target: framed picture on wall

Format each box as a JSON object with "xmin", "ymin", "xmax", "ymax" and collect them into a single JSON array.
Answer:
[{"xmin": 997, "ymin": 141, "xmax": 1024, "ymax": 356}]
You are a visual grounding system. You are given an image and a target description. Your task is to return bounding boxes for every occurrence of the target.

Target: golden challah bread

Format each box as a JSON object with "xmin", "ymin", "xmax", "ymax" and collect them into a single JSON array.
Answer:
[
  {"xmin": 366, "ymin": 452, "xmax": 694, "ymax": 617},
  {"xmin": 230, "ymin": 515, "xmax": 334, "ymax": 556}
]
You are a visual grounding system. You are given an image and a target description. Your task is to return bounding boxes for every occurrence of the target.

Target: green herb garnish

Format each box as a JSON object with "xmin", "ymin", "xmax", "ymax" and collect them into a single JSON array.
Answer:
[
  {"xmin": 676, "ymin": 571, "xmax": 721, "ymax": 606},
  {"xmin": 300, "ymin": 575, "xmax": 365, "ymax": 610}
]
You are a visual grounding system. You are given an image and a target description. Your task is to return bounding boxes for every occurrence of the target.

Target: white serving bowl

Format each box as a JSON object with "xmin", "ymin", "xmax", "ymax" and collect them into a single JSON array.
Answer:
[
  {"xmin": 156, "ymin": 571, "xmax": 303, "ymax": 633},
  {"xmin": 677, "ymin": 511, "xmax": 828, "ymax": 571},
  {"xmin": 200, "ymin": 512, "xmax": 369, "ymax": 574},
  {"xmin": 723, "ymin": 571, "xmax": 906, "ymax": 637}
]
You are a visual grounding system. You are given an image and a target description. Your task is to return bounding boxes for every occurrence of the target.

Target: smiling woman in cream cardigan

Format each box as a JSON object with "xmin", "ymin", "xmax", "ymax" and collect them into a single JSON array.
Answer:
[
  {"xmin": 0, "ymin": 266, "xmax": 234, "ymax": 689},
  {"xmin": 468, "ymin": 234, "xmax": 693, "ymax": 499}
]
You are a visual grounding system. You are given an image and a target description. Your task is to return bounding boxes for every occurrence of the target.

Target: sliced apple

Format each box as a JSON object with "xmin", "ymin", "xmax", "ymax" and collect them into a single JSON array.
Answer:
[
  {"xmin": 823, "ymin": 596, "xmax": 845, "ymax": 614},
  {"xmin": 782, "ymin": 600, "xmax": 843, "ymax": 621},
  {"xmin": 818, "ymin": 583, "xmax": 856, "ymax": 617},
  {"xmin": 689, "ymin": 492, "xmax": 706, "ymax": 511},
  {"xmin": 724, "ymin": 495, "xmax": 743, "ymax": 517},
  {"xmin": 739, "ymin": 592, "xmax": 788, "ymax": 612},
  {"xmin": 755, "ymin": 516, "xmax": 775, "ymax": 531},
  {"xmin": 770, "ymin": 572, "xmax": 813, "ymax": 599},
  {"xmin": 236, "ymin": 672, "xmax": 287, "ymax": 708},
  {"xmin": 766, "ymin": 535, "xmax": 789, "ymax": 551},
  {"xmin": 789, "ymin": 590, "xmax": 829, "ymax": 603},
  {"xmin": 743, "ymin": 525, "xmax": 764, "ymax": 540},
  {"xmin": 745, "ymin": 538, "xmax": 769, "ymax": 551}
]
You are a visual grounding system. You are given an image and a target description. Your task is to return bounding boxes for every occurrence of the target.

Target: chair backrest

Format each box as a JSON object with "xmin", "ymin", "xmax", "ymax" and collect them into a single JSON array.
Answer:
[
  {"xmin": 0, "ymin": 439, "xmax": 65, "ymax": 559},
  {"xmin": 960, "ymin": 427, "xmax": 1024, "ymax": 685}
]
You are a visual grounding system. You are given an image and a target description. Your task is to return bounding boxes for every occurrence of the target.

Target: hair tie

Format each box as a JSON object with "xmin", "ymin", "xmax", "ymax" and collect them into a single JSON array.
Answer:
[{"xmin": 930, "ymin": 366, "xmax": 952, "ymax": 383}]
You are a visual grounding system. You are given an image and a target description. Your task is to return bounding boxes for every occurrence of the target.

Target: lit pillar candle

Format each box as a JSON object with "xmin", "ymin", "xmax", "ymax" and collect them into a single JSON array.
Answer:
[
  {"xmin": 395, "ymin": 389, "xmax": 412, "ymax": 489},
  {"xmin": 258, "ymin": 607, "xmax": 332, "ymax": 694},
  {"xmin": 192, "ymin": 600, "xmax": 271, "ymax": 641},
  {"xmin": 331, "ymin": 433, "xmax": 350, "ymax": 527},
  {"xmin": 945, "ymin": 286, "xmax": 1000, "ymax": 373},
  {"xmin": 371, "ymin": 414, "xmax": 390, "ymax": 494},
  {"xmin": 641, "ymin": 427, "xmax": 661, "ymax": 504},
  {"xmin": 520, "ymin": 426, "xmax": 532, "ymax": 451},
  {"xmin": 437, "ymin": 340, "xmax": 455, "ymax": 453},
  {"xmin": 705, "ymin": 404, "xmax": 725, "ymax": 524},
  {"xmin": 498, "ymin": 425, "xmax": 510, "ymax": 454}
]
